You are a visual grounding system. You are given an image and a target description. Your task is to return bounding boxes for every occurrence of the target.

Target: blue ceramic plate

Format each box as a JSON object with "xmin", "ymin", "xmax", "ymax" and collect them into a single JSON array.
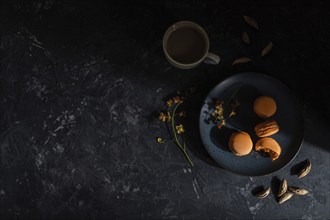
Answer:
[{"xmin": 199, "ymin": 72, "xmax": 304, "ymax": 176}]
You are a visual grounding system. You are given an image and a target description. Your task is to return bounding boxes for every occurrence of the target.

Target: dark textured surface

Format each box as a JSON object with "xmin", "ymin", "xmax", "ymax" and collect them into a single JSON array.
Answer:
[{"xmin": 0, "ymin": 0, "xmax": 330, "ymax": 219}]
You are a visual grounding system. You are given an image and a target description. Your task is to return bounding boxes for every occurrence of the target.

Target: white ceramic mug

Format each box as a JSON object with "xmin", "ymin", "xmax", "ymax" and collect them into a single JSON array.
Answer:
[{"xmin": 163, "ymin": 21, "xmax": 220, "ymax": 69}]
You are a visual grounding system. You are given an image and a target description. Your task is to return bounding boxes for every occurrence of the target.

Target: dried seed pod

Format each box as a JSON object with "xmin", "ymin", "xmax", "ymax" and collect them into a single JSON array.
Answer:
[
  {"xmin": 298, "ymin": 159, "xmax": 311, "ymax": 178},
  {"xmin": 261, "ymin": 42, "xmax": 273, "ymax": 57},
  {"xmin": 288, "ymin": 186, "xmax": 309, "ymax": 195},
  {"xmin": 279, "ymin": 192, "xmax": 293, "ymax": 204},
  {"xmin": 243, "ymin": 15, "xmax": 259, "ymax": 30},
  {"xmin": 242, "ymin": 32, "xmax": 250, "ymax": 44},
  {"xmin": 232, "ymin": 57, "xmax": 252, "ymax": 65},
  {"xmin": 256, "ymin": 187, "xmax": 271, "ymax": 198},
  {"xmin": 278, "ymin": 179, "xmax": 287, "ymax": 197}
]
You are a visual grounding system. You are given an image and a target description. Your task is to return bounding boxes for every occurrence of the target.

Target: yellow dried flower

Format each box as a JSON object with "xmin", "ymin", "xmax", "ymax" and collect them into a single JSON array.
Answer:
[
  {"xmin": 159, "ymin": 112, "xmax": 167, "ymax": 122},
  {"xmin": 173, "ymin": 96, "xmax": 182, "ymax": 104},
  {"xmin": 215, "ymin": 108, "xmax": 223, "ymax": 115},
  {"xmin": 229, "ymin": 111, "xmax": 236, "ymax": 117},
  {"xmin": 166, "ymin": 112, "xmax": 171, "ymax": 121},
  {"xmin": 217, "ymin": 120, "xmax": 226, "ymax": 129},
  {"xmin": 178, "ymin": 111, "xmax": 186, "ymax": 117},
  {"xmin": 166, "ymin": 99, "xmax": 173, "ymax": 107},
  {"xmin": 175, "ymin": 124, "xmax": 185, "ymax": 134},
  {"xmin": 159, "ymin": 112, "xmax": 171, "ymax": 122},
  {"xmin": 210, "ymin": 99, "xmax": 226, "ymax": 129},
  {"xmin": 156, "ymin": 137, "xmax": 165, "ymax": 144},
  {"xmin": 229, "ymin": 100, "xmax": 239, "ymax": 118}
]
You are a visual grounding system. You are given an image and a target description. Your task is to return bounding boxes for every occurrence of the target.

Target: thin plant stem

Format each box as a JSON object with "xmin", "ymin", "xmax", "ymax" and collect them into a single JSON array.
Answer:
[
  {"xmin": 171, "ymin": 102, "xmax": 194, "ymax": 167},
  {"xmin": 223, "ymin": 86, "xmax": 241, "ymax": 115}
]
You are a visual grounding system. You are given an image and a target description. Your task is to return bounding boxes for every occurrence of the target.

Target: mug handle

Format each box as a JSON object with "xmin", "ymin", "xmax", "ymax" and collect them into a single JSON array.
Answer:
[{"xmin": 202, "ymin": 52, "xmax": 220, "ymax": 65}]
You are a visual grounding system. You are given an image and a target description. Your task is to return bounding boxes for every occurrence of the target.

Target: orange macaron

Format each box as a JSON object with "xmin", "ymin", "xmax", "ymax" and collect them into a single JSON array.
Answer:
[
  {"xmin": 254, "ymin": 120, "xmax": 280, "ymax": 137},
  {"xmin": 255, "ymin": 137, "xmax": 282, "ymax": 161},
  {"xmin": 253, "ymin": 96, "xmax": 277, "ymax": 118},
  {"xmin": 228, "ymin": 132, "xmax": 253, "ymax": 156}
]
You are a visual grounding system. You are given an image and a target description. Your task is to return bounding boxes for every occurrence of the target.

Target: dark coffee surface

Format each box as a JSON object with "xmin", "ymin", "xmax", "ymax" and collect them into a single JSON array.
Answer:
[
  {"xmin": 166, "ymin": 27, "xmax": 207, "ymax": 63},
  {"xmin": 0, "ymin": 0, "xmax": 329, "ymax": 219}
]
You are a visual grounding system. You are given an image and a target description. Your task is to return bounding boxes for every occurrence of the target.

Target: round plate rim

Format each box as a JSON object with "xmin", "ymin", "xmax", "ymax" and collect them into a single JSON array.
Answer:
[{"xmin": 198, "ymin": 72, "xmax": 304, "ymax": 176}]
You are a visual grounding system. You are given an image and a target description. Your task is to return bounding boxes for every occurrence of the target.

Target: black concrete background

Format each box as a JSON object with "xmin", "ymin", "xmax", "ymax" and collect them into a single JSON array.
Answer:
[{"xmin": 0, "ymin": 0, "xmax": 330, "ymax": 219}]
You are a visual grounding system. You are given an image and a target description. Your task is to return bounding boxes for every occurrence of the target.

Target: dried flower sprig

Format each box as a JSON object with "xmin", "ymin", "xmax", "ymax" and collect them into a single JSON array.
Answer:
[
  {"xmin": 210, "ymin": 98, "xmax": 240, "ymax": 129},
  {"xmin": 210, "ymin": 100, "xmax": 226, "ymax": 129},
  {"xmin": 157, "ymin": 92, "xmax": 195, "ymax": 167},
  {"xmin": 229, "ymin": 99, "xmax": 240, "ymax": 117},
  {"xmin": 209, "ymin": 87, "xmax": 241, "ymax": 129},
  {"xmin": 170, "ymin": 101, "xmax": 194, "ymax": 166}
]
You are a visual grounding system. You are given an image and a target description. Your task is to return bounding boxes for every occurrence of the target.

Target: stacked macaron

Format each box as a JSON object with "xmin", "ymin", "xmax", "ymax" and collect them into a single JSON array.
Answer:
[
  {"xmin": 253, "ymin": 96, "xmax": 281, "ymax": 161},
  {"xmin": 254, "ymin": 120, "xmax": 279, "ymax": 138},
  {"xmin": 227, "ymin": 95, "xmax": 282, "ymax": 161}
]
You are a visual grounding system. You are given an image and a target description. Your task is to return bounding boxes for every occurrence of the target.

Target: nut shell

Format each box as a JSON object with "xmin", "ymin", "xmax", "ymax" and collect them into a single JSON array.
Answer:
[
  {"xmin": 256, "ymin": 187, "xmax": 271, "ymax": 198},
  {"xmin": 279, "ymin": 192, "xmax": 293, "ymax": 204},
  {"xmin": 278, "ymin": 179, "xmax": 288, "ymax": 197},
  {"xmin": 298, "ymin": 159, "xmax": 311, "ymax": 178},
  {"xmin": 288, "ymin": 186, "xmax": 309, "ymax": 195}
]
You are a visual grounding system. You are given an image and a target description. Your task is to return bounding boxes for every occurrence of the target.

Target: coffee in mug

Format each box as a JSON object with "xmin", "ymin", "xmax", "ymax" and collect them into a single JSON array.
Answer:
[{"xmin": 163, "ymin": 21, "xmax": 220, "ymax": 69}]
